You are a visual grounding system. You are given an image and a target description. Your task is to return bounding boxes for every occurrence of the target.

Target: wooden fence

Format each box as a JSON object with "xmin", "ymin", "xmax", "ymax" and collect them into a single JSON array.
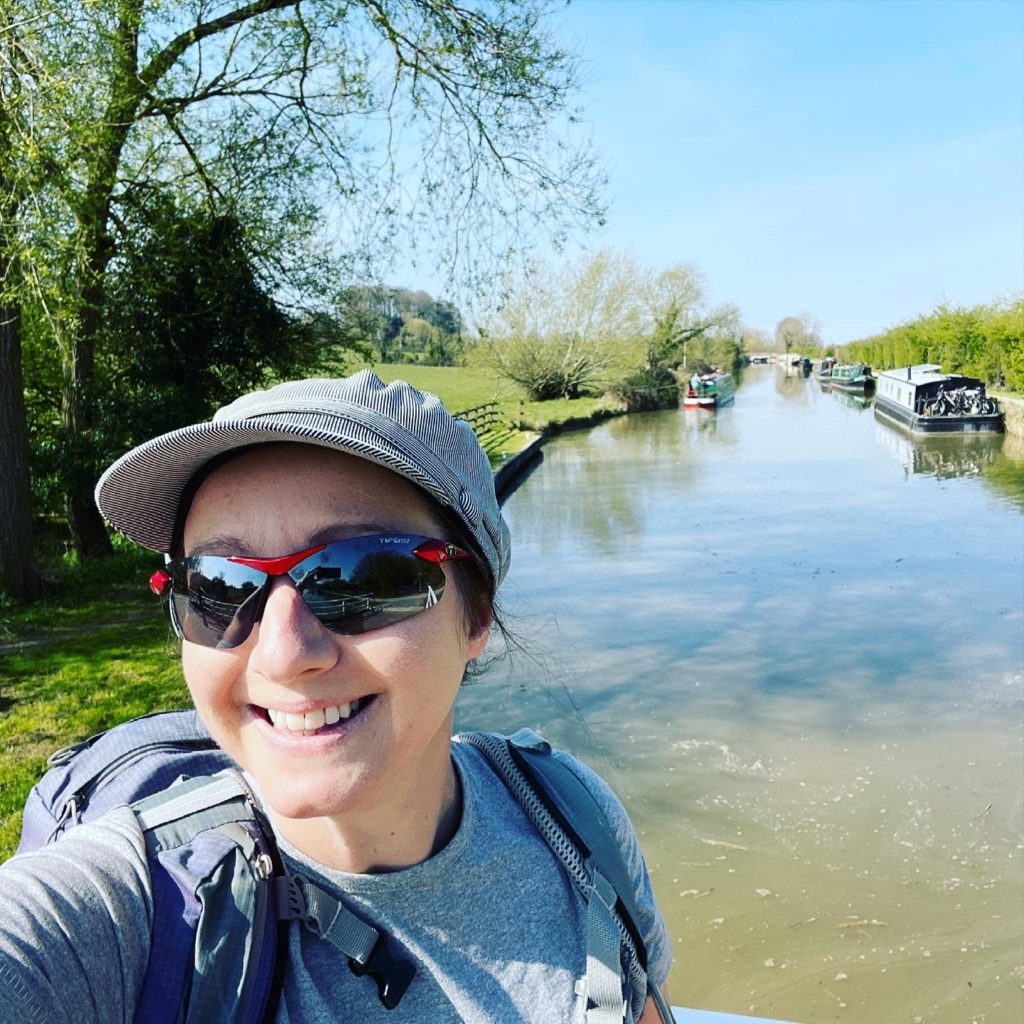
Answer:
[{"xmin": 454, "ymin": 401, "xmax": 520, "ymax": 456}]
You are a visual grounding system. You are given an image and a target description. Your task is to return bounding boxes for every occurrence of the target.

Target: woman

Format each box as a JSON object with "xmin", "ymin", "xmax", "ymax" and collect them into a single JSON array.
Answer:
[{"xmin": 0, "ymin": 372, "xmax": 671, "ymax": 1022}]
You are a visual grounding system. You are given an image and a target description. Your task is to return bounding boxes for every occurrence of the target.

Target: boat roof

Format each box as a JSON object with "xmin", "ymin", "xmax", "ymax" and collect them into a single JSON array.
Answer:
[{"xmin": 877, "ymin": 364, "xmax": 979, "ymax": 386}]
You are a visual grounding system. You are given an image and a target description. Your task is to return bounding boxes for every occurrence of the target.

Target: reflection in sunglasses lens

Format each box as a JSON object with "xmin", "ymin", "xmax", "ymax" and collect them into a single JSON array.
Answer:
[{"xmin": 168, "ymin": 541, "xmax": 451, "ymax": 647}]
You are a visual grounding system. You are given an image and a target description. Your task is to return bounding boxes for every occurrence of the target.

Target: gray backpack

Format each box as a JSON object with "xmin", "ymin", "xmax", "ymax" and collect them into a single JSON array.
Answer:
[{"xmin": 19, "ymin": 711, "xmax": 669, "ymax": 1023}]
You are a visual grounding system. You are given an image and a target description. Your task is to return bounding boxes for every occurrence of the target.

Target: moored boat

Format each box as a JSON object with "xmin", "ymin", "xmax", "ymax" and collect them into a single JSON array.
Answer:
[
  {"xmin": 816, "ymin": 356, "xmax": 836, "ymax": 382},
  {"xmin": 683, "ymin": 371, "xmax": 735, "ymax": 409},
  {"xmin": 874, "ymin": 364, "xmax": 1003, "ymax": 435},
  {"xmin": 828, "ymin": 363, "xmax": 874, "ymax": 394}
]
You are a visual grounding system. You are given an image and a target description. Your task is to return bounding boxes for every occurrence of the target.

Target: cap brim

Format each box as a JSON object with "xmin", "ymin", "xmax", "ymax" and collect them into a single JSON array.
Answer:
[{"xmin": 95, "ymin": 417, "xmax": 452, "ymax": 554}]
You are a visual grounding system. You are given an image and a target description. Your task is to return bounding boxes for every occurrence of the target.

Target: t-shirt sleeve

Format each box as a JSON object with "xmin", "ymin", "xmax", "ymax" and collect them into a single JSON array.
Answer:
[
  {"xmin": 0, "ymin": 805, "xmax": 153, "ymax": 1024},
  {"xmin": 551, "ymin": 750, "xmax": 673, "ymax": 988}
]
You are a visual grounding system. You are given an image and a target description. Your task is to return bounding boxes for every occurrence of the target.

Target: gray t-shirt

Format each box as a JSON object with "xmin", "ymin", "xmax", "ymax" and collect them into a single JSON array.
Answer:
[{"xmin": 0, "ymin": 740, "xmax": 671, "ymax": 1023}]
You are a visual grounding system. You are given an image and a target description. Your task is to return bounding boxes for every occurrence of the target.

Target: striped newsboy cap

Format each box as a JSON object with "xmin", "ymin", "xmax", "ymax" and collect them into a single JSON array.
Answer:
[{"xmin": 94, "ymin": 371, "xmax": 511, "ymax": 590}]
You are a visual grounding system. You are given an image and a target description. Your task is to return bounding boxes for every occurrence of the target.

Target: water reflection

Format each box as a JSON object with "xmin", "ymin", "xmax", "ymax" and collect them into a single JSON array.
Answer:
[
  {"xmin": 875, "ymin": 419, "xmax": 1007, "ymax": 479},
  {"xmin": 827, "ymin": 387, "xmax": 875, "ymax": 412},
  {"xmin": 773, "ymin": 366, "xmax": 815, "ymax": 404},
  {"xmin": 459, "ymin": 364, "xmax": 1024, "ymax": 1024}
]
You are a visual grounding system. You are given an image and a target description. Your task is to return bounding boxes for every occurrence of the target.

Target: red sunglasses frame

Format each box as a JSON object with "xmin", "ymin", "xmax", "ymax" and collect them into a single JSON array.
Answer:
[{"xmin": 149, "ymin": 537, "xmax": 470, "ymax": 597}]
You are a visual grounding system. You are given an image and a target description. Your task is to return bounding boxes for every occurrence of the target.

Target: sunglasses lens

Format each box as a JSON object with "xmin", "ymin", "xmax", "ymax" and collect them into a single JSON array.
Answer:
[
  {"xmin": 168, "ymin": 559, "xmax": 267, "ymax": 649},
  {"xmin": 296, "ymin": 541, "xmax": 447, "ymax": 635},
  {"xmin": 162, "ymin": 536, "xmax": 460, "ymax": 649}
]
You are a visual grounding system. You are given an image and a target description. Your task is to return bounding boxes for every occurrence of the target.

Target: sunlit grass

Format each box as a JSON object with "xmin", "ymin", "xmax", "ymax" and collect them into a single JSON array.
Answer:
[{"xmin": 0, "ymin": 547, "xmax": 190, "ymax": 858}]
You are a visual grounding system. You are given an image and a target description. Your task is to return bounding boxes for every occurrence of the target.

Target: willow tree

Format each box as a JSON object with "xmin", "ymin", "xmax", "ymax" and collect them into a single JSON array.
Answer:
[{"xmin": 1, "ymin": 0, "xmax": 603, "ymax": 568}]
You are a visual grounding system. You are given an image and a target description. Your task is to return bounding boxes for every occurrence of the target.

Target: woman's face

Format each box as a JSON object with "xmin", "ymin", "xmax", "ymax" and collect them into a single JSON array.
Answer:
[{"xmin": 180, "ymin": 443, "xmax": 488, "ymax": 830}]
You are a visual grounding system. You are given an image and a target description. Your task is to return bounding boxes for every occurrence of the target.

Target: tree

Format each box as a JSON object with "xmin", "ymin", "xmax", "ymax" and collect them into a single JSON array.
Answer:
[
  {"xmin": 97, "ymin": 198, "xmax": 323, "ymax": 447},
  {"xmin": 774, "ymin": 313, "xmax": 822, "ymax": 356},
  {"xmin": 332, "ymin": 285, "xmax": 464, "ymax": 364},
  {"xmin": 2, "ymin": 0, "xmax": 604, "ymax": 567},
  {"xmin": 0, "ymin": 4, "xmax": 40, "ymax": 598},
  {"xmin": 0, "ymin": 298, "xmax": 40, "ymax": 599},
  {"xmin": 482, "ymin": 249, "xmax": 653, "ymax": 399}
]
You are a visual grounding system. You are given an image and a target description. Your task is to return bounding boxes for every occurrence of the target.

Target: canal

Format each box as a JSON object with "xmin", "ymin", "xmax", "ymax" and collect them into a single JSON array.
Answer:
[{"xmin": 454, "ymin": 364, "xmax": 1024, "ymax": 1024}]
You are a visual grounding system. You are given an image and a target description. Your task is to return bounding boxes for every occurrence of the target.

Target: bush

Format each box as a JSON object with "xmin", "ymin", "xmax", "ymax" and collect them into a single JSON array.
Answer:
[{"xmin": 610, "ymin": 365, "xmax": 679, "ymax": 412}]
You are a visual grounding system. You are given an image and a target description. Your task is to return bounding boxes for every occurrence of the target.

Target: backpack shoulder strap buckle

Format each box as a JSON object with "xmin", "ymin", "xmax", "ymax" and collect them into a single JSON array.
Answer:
[{"xmin": 276, "ymin": 873, "xmax": 416, "ymax": 1010}]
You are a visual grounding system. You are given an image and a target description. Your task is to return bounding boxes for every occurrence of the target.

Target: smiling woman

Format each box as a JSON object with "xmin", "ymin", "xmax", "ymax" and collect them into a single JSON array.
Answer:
[{"xmin": 0, "ymin": 372, "xmax": 672, "ymax": 1024}]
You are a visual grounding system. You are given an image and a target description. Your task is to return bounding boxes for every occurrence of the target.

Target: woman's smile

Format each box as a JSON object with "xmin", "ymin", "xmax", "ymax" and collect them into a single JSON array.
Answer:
[{"xmin": 263, "ymin": 696, "xmax": 374, "ymax": 734}]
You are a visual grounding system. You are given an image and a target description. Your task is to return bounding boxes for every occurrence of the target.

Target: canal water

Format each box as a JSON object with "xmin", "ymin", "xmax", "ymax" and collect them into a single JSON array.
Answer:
[{"xmin": 454, "ymin": 364, "xmax": 1024, "ymax": 1024}]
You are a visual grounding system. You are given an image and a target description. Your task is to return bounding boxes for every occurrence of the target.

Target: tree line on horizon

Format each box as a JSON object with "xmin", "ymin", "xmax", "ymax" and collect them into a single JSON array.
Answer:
[{"xmin": 839, "ymin": 297, "xmax": 1023, "ymax": 390}]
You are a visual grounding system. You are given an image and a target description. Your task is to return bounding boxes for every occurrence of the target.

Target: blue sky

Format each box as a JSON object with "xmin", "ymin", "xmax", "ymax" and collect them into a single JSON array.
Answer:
[{"xmin": 543, "ymin": 0, "xmax": 1023, "ymax": 345}]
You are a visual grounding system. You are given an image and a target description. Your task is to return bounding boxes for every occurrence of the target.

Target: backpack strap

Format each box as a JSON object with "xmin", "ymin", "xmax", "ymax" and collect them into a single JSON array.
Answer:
[
  {"xmin": 132, "ymin": 769, "xmax": 416, "ymax": 1022},
  {"xmin": 275, "ymin": 875, "xmax": 415, "ymax": 1010},
  {"xmin": 132, "ymin": 770, "xmax": 282, "ymax": 1024},
  {"xmin": 457, "ymin": 729, "xmax": 660, "ymax": 1024}
]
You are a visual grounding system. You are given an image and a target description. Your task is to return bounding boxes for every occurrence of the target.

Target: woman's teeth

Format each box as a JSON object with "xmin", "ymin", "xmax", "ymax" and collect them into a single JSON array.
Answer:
[{"xmin": 267, "ymin": 701, "xmax": 364, "ymax": 732}]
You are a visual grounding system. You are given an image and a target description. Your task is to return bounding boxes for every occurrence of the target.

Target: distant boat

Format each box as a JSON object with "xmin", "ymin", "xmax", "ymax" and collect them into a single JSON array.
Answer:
[
  {"xmin": 816, "ymin": 356, "xmax": 837, "ymax": 382},
  {"xmin": 683, "ymin": 371, "xmax": 735, "ymax": 409},
  {"xmin": 874, "ymin": 364, "xmax": 1003, "ymax": 435},
  {"xmin": 828, "ymin": 363, "xmax": 874, "ymax": 394}
]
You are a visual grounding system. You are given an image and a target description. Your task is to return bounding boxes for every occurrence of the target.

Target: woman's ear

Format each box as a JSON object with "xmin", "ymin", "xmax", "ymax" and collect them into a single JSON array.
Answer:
[{"xmin": 465, "ymin": 599, "xmax": 493, "ymax": 659}]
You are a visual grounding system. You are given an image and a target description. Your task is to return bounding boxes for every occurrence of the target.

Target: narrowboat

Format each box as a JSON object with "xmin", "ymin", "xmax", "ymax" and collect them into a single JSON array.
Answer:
[
  {"xmin": 816, "ymin": 356, "xmax": 836, "ymax": 382},
  {"xmin": 874, "ymin": 364, "xmax": 1003, "ymax": 435},
  {"xmin": 828, "ymin": 363, "xmax": 874, "ymax": 394},
  {"xmin": 683, "ymin": 372, "xmax": 735, "ymax": 409}
]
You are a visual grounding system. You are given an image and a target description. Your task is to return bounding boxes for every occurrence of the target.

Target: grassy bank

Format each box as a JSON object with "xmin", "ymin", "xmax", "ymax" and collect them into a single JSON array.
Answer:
[
  {"xmin": 363, "ymin": 362, "xmax": 624, "ymax": 457},
  {"xmin": 0, "ymin": 366, "xmax": 619, "ymax": 858},
  {"xmin": 0, "ymin": 548, "xmax": 185, "ymax": 856}
]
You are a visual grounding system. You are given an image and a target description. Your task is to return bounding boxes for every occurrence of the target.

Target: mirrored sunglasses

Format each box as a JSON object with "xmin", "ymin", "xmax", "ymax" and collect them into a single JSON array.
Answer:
[{"xmin": 149, "ymin": 534, "xmax": 472, "ymax": 650}]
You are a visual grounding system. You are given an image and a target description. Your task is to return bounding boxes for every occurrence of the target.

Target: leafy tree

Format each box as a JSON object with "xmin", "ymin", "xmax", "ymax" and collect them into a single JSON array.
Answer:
[
  {"xmin": 98, "ymin": 197, "xmax": 323, "ymax": 447},
  {"xmin": 482, "ymin": 249, "xmax": 653, "ymax": 399},
  {"xmin": 333, "ymin": 285, "xmax": 464, "ymax": 364},
  {"xmin": 2, "ymin": 0, "xmax": 604, "ymax": 570},
  {"xmin": 774, "ymin": 313, "xmax": 821, "ymax": 356}
]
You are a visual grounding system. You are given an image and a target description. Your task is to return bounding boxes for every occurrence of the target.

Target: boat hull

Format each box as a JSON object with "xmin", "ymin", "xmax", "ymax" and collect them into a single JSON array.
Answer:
[
  {"xmin": 683, "ymin": 394, "xmax": 734, "ymax": 409},
  {"xmin": 875, "ymin": 394, "xmax": 1003, "ymax": 435},
  {"xmin": 829, "ymin": 378, "xmax": 872, "ymax": 394}
]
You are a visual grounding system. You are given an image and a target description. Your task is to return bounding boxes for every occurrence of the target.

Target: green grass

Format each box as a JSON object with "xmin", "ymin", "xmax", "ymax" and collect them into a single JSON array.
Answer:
[
  {"xmin": 0, "ymin": 614, "xmax": 190, "ymax": 856},
  {"xmin": 361, "ymin": 363, "xmax": 626, "ymax": 455},
  {"xmin": 0, "ymin": 543, "xmax": 192, "ymax": 854},
  {"xmin": 363, "ymin": 363, "xmax": 522, "ymax": 411}
]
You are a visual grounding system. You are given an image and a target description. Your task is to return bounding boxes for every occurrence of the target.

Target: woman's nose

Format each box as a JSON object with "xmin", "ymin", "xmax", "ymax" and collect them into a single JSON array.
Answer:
[{"xmin": 247, "ymin": 577, "xmax": 338, "ymax": 681}]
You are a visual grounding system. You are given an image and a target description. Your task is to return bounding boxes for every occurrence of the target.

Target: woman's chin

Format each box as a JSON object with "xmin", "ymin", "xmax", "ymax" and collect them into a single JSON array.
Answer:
[{"xmin": 259, "ymin": 775, "xmax": 361, "ymax": 823}]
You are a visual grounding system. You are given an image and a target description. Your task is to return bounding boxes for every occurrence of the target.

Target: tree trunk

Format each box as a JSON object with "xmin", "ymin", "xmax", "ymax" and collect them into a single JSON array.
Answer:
[
  {"xmin": 60, "ymin": 0, "xmax": 146, "ymax": 561},
  {"xmin": 0, "ymin": 303, "xmax": 42, "ymax": 600}
]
